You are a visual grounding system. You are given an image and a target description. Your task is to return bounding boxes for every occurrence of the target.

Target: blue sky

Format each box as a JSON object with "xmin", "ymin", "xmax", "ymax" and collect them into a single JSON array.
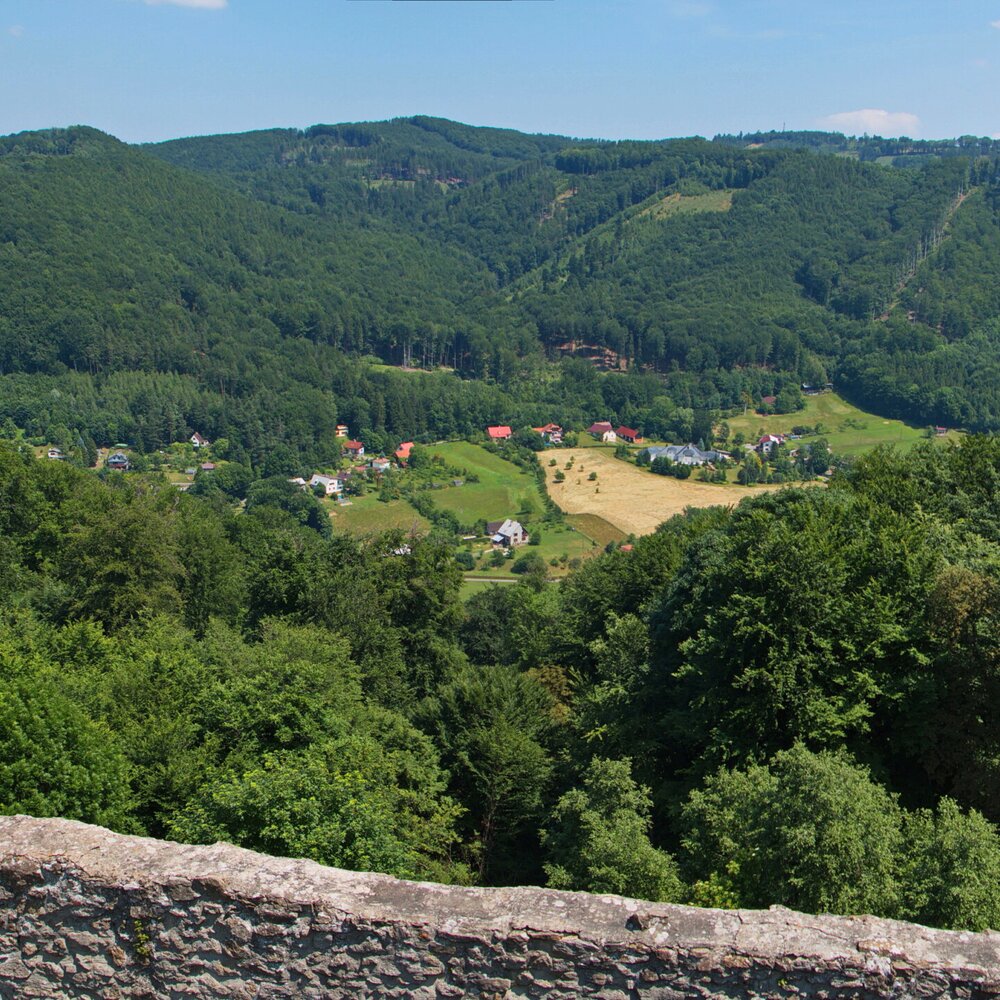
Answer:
[{"xmin": 2, "ymin": 0, "xmax": 1000, "ymax": 143}]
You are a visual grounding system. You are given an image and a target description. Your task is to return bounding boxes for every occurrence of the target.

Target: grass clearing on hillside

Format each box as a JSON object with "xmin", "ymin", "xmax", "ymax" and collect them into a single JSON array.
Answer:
[
  {"xmin": 567, "ymin": 513, "xmax": 628, "ymax": 546},
  {"xmin": 543, "ymin": 448, "xmax": 794, "ymax": 536},
  {"xmin": 329, "ymin": 495, "xmax": 430, "ymax": 535},
  {"xmin": 723, "ymin": 393, "xmax": 961, "ymax": 456},
  {"xmin": 426, "ymin": 441, "xmax": 546, "ymax": 525},
  {"xmin": 636, "ymin": 189, "xmax": 733, "ymax": 221}
]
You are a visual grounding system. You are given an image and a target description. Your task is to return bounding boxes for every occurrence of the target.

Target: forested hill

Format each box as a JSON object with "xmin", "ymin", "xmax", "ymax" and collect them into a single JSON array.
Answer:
[
  {"xmin": 122, "ymin": 119, "xmax": 1000, "ymax": 429},
  {"xmin": 3, "ymin": 119, "xmax": 1000, "ymax": 457}
]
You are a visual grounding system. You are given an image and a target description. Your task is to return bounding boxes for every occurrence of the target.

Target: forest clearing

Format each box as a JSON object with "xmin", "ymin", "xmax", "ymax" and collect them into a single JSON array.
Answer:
[
  {"xmin": 723, "ymin": 392, "xmax": 962, "ymax": 456},
  {"xmin": 543, "ymin": 448, "xmax": 792, "ymax": 535}
]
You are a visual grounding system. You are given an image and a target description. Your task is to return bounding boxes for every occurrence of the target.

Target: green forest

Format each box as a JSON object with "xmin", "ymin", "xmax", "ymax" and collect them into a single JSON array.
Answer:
[
  {"xmin": 3, "ymin": 118, "xmax": 1000, "ymax": 467},
  {"xmin": 7, "ymin": 437, "xmax": 1000, "ymax": 929},
  {"xmin": 7, "ymin": 117, "xmax": 1000, "ymax": 927}
]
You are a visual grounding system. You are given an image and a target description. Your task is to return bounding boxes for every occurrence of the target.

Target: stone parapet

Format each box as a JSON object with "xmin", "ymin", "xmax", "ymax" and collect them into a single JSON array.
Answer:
[{"xmin": 2, "ymin": 814, "xmax": 1000, "ymax": 998}]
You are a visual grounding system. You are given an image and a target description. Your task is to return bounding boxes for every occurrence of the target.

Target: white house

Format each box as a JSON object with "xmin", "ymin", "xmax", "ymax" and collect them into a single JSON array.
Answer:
[
  {"xmin": 309, "ymin": 473, "xmax": 343, "ymax": 496},
  {"xmin": 642, "ymin": 444, "xmax": 729, "ymax": 467},
  {"xmin": 190, "ymin": 432, "xmax": 210, "ymax": 449},
  {"xmin": 487, "ymin": 518, "xmax": 529, "ymax": 548},
  {"xmin": 587, "ymin": 421, "xmax": 617, "ymax": 443}
]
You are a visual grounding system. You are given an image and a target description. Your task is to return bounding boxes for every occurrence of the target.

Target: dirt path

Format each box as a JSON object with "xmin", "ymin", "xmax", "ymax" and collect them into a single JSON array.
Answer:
[{"xmin": 543, "ymin": 449, "xmax": 792, "ymax": 536}]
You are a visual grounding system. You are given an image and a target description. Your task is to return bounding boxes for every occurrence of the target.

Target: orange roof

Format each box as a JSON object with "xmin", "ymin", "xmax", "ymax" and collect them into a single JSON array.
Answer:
[
  {"xmin": 487, "ymin": 426, "xmax": 512, "ymax": 439},
  {"xmin": 395, "ymin": 441, "xmax": 414, "ymax": 460},
  {"xmin": 343, "ymin": 440, "xmax": 364, "ymax": 450}
]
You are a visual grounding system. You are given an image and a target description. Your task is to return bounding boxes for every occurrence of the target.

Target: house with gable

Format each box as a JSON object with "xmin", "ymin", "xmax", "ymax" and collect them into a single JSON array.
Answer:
[
  {"xmin": 190, "ymin": 432, "xmax": 210, "ymax": 449},
  {"xmin": 532, "ymin": 423, "xmax": 563, "ymax": 444},
  {"xmin": 587, "ymin": 421, "xmax": 617, "ymax": 442},
  {"xmin": 615, "ymin": 425, "xmax": 642, "ymax": 444},
  {"xmin": 343, "ymin": 440, "xmax": 365, "ymax": 459},
  {"xmin": 756, "ymin": 434, "xmax": 786, "ymax": 456},
  {"xmin": 642, "ymin": 443, "xmax": 728, "ymax": 467},
  {"xmin": 487, "ymin": 518, "xmax": 529, "ymax": 548},
  {"xmin": 309, "ymin": 473, "xmax": 343, "ymax": 496},
  {"xmin": 487, "ymin": 425, "xmax": 512, "ymax": 440},
  {"xmin": 107, "ymin": 451, "xmax": 130, "ymax": 471}
]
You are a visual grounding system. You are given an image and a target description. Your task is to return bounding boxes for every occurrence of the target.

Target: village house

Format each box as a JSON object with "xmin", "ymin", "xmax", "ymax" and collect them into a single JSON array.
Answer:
[
  {"xmin": 200, "ymin": 462, "xmax": 216, "ymax": 472},
  {"xmin": 532, "ymin": 423, "xmax": 563, "ymax": 444},
  {"xmin": 487, "ymin": 518, "xmax": 529, "ymax": 548},
  {"xmin": 756, "ymin": 434, "xmax": 786, "ymax": 456},
  {"xmin": 288, "ymin": 477, "xmax": 308, "ymax": 489},
  {"xmin": 801, "ymin": 382, "xmax": 834, "ymax": 395},
  {"xmin": 487, "ymin": 425, "xmax": 512, "ymax": 440},
  {"xmin": 587, "ymin": 421, "xmax": 617, "ymax": 442},
  {"xmin": 107, "ymin": 451, "xmax": 129, "ymax": 471},
  {"xmin": 46, "ymin": 448, "xmax": 65, "ymax": 460},
  {"xmin": 615, "ymin": 425, "xmax": 642, "ymax": 444},
  {"xmin": 370, "ymin": 457, "xmax": 391, "ymax": 473},
  {"xmin": 395, "ymin": 441, "xmax": 414, "ymax": 464},
  {"xmin": 335, "ymin": 425, "xmax": 350, "ymax": 438},
  {"xmin": 343, "ymin": 440, "xmax": 365, "ymax": 458},
  {"xmin": 308, "ymin": 473, "xmax": 343, "ymax": 496},
  {"xmin": 190, "ymin": 432, "xmax": 210, "ymax": 449},
  {"xmin": 643, "ymin": 443, "xmax": 728, "ymax": 467}
]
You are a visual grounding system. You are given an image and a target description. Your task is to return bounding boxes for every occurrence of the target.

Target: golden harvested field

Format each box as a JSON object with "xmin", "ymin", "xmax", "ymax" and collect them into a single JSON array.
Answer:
[{"xmin": 543, "ymin": 449, "xmax": 791, "ymax": 536}]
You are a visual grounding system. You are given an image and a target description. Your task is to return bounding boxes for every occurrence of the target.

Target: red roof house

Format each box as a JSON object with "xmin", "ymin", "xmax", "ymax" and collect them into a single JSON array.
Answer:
[
  {"xmin": 532, "ymin": 423, "xmax": 563, "ymax": 443},
  {"xmin": 395, "ymin": 441, "xmax": 414, "ymax": 463},
  {"xmin": 615, "ymin": 426, "xmax": 642, "ymax": 444},
  {"xmin": 487, "ymin": 425, "xmax": 512, "ymax": 440},
  {"xmin": 343, "ymin": 440, "xmax": 365, "ymax": 457},
  {"xmin": 587, "ymin": 421, "xmax": 617, "ymax": 441}
]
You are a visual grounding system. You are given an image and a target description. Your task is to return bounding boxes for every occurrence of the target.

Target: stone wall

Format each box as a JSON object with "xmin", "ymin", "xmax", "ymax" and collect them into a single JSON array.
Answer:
[{"xmin": 3, "ymin": 815, "xmax": 1000, "ymax": 998}]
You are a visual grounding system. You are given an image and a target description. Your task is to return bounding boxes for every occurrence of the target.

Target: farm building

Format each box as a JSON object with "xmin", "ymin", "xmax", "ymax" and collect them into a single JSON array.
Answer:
[
  {"xmin": 587, "ymin": 421, "xmax": 617, "ymax": 442},
  {"xmin": 643, "ymin": 444, "xmax": 728, "ymax": 466},
  {"xmin": 533, "ymin": 423, "xmax": 563, "ymax": 444},
  {"xmin": 487, "ymin": 518, "xmax": 529, "ymax": 548},
  {"xmin": 615, "ymin": 425, "xmax": 642, "ymax": 444}
]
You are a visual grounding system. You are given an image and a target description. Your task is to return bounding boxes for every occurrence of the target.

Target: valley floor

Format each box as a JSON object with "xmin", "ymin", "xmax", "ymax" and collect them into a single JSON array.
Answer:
[{"xmin": 542, "ymin": 448, "xmax": 791, "ymax": 536}]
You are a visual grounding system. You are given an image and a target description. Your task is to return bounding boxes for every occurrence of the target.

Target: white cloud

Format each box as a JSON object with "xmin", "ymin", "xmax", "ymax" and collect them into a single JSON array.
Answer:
[
  {"xmin": 7, "ymin": 25, "xmax": 23, "ymax": 37},
  {"xmin": 819, "ymin": 108, "xmax": 921, "ymax": 137},
  {"xmin": 144, "ymin": 0, "xmax": 227, "ymax": 8}
]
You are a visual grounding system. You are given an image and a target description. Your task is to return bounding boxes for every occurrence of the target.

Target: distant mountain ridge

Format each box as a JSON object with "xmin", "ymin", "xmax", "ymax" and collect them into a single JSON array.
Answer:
[{"xmin": 0, "ymin": 117, "xmax": 999, "ymax": 456}]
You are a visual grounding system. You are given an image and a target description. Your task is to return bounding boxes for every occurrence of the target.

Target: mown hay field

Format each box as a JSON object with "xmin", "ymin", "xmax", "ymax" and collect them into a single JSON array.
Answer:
[{"xmin": 543, "ymin": 449, "xmax": 791, "ymax": 536}]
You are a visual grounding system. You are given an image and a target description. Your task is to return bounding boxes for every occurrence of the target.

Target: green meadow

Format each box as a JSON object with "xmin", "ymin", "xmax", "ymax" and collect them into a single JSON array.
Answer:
[
  {"xmin": 426, "ymin": 441, "xmax": 547, "ymax": 523},
  {"xmin": 328, "ymin": 494, "xmax": 430, "ymax": 535},
  {"xmin": 723, "ymin": 393, "xmax": 962, "ymax": 457}
]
